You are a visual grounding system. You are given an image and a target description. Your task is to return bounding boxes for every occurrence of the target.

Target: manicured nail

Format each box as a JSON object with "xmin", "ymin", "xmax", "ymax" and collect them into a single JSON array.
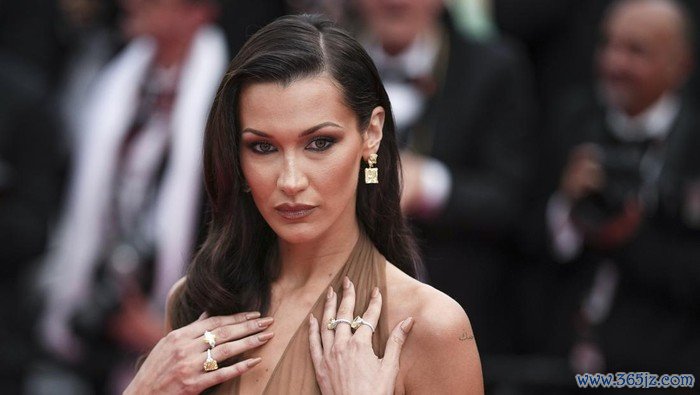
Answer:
[
  {"xmin": 257, "ymin": 317, "xmax": 274, "ymax": 327},
  {"xmin": 245, "ymin": 311, "xmax": 261, "ymax": 320},
  {"xmin": 247, "ymin": 357, "xmax": 262, "ymax": 367},
  {"xmin": 258, "ymin": 332, "xmax": 274, "ymax": 342},
  {"xmin": 343, "ymin": 276, "xmax": 350, "ymax": 289},
  {"xmin": 309, "ymin": 314, "xmax": 314, "ymax": 324},
  {"xmin": 199, "ymin": 312, "xmax": 208, "ymax": 320},
  {"xmin": 327, "ymin": 286, "xmax": 333, "ymax": 299},
  {"xmin": 401, "ymin": 317, "xmax": 414, "ymax": 333},
  {"xmin": 372, "ymin": 287, "xmax": 379, "ymax": 298}
]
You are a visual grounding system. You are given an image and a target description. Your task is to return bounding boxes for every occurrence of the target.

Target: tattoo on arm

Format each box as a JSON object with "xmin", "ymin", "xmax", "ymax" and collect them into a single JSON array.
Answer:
[{"xmin": 459, "ymin": 331, "xmax": 474, "ymax": 341}]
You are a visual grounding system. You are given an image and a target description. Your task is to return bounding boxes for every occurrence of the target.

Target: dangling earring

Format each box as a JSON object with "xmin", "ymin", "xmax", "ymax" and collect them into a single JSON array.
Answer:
[
  {"xmin": 364, "ymin": 153, "xmax": 379, "ymax": 184},
  {"xmin": 243, "ymin": 183, "xmax": 251, "ymax": 193}
]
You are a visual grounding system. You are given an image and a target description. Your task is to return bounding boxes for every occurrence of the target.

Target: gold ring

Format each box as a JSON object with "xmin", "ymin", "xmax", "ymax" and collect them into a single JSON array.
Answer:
[
  {"xmin": 351, "ymin": 316, "xmax": 375, "ymax": 332},
  {"xmin": 327, "ymin": 318, "xmax": 352, "ymax": 330},
  {"xmin": 203, "ymin": 349, "xmax": 219, "ymax": 372}
]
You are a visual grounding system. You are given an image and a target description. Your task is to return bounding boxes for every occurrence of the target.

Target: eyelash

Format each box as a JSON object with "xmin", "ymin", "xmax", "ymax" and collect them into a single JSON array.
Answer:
[
  {"xmin": 307, "ymin": 137, "xmax": 336, "ymax": 151},
  {"xmin": 248, "ymin": 137, "xmax": 337, "ymax": 154}
]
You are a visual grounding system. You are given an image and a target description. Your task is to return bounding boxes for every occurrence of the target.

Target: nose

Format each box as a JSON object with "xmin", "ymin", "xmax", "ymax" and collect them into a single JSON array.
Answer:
[{"xmin": 277, "ymin": 153, "xmax": 309, "ymax": 196}]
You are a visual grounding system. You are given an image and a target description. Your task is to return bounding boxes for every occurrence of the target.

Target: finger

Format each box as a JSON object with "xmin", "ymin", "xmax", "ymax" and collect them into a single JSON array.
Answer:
[
  {"xmin": 354, "ymin": 287, "xmax": 382, "ymax": 341},
  {"xmin": 334, "ymin": 277, "xmax": 356, "ymax": 343},
  {"xmin": 383, "ymin": 317, "xmax": 414, "ymax": 370},
  {"xmin": 210, "ymin": 331, "xmax": 274, "ymax": 361},
  {"xmin": 185, "ymin": 311, "xmax": 261, "ymax": 338},
  {"xmin": 208, "ymin": 316, "xmax": 274, "ymax": 350},
  {"xmin": 321, "ymin": 286, "xmax": 337, "ymax": 351},
  {"xmin": 197, "ymin": 357, "xmax": 263, "ymax": 391},
  {"xmin": 308, "ymin": 314, "xmax": 324, "ymax": 369}
]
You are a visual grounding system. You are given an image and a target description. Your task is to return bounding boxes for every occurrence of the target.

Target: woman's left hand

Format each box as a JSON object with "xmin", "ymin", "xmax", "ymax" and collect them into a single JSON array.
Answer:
[{"xmin": 308, "ymin": 276, "xmax": 414, "ymax": 395}]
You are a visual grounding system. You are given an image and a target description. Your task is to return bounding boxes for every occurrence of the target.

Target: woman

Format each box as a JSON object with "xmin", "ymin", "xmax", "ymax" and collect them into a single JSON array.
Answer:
[{"xmin": 125, "ymin": 14, "xmax": 482, "ymax": 394}]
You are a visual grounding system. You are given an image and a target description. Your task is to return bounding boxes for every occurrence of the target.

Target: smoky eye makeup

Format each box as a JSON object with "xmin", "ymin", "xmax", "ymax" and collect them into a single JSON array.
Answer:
[
  {"xmin": 305, "ymin": 135, "xmax": 338, "ymax": 152},
  {"xmin": 246, "ymin": 139, "xmax": 277, "ymax": 154},
  {"xmin": 241, "ymin": 125, "xmax": 345, "ymax": 154}
]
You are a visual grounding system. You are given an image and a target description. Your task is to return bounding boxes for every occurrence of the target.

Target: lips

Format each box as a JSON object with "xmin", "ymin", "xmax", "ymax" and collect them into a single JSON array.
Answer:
[{"xmin": 274, "ymin": 203, "xmax": 317, "ymax": 220}]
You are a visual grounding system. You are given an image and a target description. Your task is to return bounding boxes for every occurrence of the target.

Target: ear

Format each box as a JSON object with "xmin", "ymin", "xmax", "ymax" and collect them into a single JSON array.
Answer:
[{"xmin": 362, "ymin": 106, "xmax": 384, "ymax": 161}]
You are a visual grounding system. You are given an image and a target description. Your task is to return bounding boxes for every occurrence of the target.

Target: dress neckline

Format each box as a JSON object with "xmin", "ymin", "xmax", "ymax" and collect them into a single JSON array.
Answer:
[{"xmin": 234, "ymin": 233, "xmax": 365, "ymax": 394}]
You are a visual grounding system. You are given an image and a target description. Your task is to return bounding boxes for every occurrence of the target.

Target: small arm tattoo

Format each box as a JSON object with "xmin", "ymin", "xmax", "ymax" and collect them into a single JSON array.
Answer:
[{"xmin": 459, "ymin": 331, "xmax": 474, "ymax": 341}]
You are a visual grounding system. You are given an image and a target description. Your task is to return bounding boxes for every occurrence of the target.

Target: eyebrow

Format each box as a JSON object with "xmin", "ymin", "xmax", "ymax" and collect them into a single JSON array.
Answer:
[{"xmin": 241, "ymin": 121, "xmax": 343, "ymax": 138}]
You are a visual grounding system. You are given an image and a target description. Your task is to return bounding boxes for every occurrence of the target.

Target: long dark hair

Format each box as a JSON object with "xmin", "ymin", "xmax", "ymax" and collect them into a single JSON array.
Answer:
[{"xmin": 170, "ymin": 14, "xmax": 422, "ymax": 329}]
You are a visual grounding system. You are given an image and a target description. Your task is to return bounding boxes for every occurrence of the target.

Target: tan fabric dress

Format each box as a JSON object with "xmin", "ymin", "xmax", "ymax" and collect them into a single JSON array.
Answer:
[{"xmin": 215, "ymin": 234, "xmax": 390, "ymax": 395}]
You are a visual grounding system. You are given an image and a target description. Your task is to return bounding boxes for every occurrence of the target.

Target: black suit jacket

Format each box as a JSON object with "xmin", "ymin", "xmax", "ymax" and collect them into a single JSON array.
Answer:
[
  {"xmin": 407, "ymin": 22, "xmax": 536, "ymax": 354},
  {"xmin": 0, "ymin": 51, "xmax": 65, "ymax": 391}
]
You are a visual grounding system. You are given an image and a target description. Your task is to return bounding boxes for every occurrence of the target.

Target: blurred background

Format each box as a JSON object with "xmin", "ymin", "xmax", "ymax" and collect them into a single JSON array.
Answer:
[{"xmin": 1, "ymin": 0, "xmax": 699, "ymax": 393}]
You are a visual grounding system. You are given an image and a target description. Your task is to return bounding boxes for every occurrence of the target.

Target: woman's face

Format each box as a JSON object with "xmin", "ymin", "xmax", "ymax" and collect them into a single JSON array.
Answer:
[{"xmin": 239, "ymin": 75, "xmax": 383, "ymax": 244}]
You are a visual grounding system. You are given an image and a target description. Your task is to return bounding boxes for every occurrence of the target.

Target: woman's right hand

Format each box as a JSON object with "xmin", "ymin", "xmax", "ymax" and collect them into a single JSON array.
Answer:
[{"xmin": 124, "ymin": 311, "xmax": 274, "ymax": 394}]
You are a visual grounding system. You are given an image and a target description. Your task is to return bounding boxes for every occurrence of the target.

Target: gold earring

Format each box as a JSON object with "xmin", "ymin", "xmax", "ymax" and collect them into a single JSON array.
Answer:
[{"xmin": 364, "ymin": 153, "xmax": 378, "ymax": 184}]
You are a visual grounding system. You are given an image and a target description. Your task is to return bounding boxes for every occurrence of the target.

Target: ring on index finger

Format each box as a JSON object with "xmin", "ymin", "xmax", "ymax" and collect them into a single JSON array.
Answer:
[{"xmin": 327, "ymin": 318, "xmax": 352, "ymax": 330}]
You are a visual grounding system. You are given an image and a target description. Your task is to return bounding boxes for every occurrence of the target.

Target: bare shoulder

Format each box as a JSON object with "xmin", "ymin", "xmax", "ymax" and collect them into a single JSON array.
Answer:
[
  {"xmin": 384, "ymin": 262, "xmax": 483, "ymax": 394},
  {"xmin": 167, "ymin": 276, "xmax": 188, "ymax": 307},
  {"xmin": 384, "ymin": 262, "xmax": 469, "ymax": 331},
  {"xmin": 164, "ymin": 276, "xmax": 187, "ymax": 332}
]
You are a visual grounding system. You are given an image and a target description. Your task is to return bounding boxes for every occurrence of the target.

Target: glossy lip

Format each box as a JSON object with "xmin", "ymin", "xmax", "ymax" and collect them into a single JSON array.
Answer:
[{"xmin": 274, "ymin": 203, "xmax": 317, "ymax": 220}]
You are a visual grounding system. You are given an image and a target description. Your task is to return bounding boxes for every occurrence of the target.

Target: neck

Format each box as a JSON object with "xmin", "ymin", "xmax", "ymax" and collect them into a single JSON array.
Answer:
[{"xmin": 275, "ymin": 221, "xmax": 361, "ymax": 292}]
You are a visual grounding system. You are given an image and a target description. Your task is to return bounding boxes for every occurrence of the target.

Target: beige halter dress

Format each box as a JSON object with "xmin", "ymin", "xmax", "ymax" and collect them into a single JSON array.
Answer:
[{"xmin": 215, "ymin": 233, "xmax": 391, "ymax": 394}]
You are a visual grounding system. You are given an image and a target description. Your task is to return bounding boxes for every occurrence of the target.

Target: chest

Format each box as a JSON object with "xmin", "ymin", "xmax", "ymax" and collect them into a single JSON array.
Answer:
[{"xmin": 237, "ymin": 299, "xmax": 317, "ymax": 394}]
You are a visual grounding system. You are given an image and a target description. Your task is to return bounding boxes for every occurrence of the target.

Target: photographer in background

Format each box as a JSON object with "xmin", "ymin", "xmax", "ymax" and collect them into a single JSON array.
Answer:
[{"xmin": 544, "ymin": 0, "xmax": 700, "ymax": 377}]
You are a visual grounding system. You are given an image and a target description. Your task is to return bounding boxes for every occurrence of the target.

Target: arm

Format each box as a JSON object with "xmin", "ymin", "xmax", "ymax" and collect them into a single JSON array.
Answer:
[{"xmin": 402, "ymin": 291, "xmax": 483, "ymax": 394}]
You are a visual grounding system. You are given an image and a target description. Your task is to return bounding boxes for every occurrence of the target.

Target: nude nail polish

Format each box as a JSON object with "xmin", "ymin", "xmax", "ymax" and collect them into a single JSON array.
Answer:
[
  {"xmin": 258, "ymin": 332, "xmax": 274, "ymax": 342},
  {"xmin": 257, "ymin": 317, "xmax": 274, "ymax": 327},
  {"xmin": 401, "ymin": 317, "xmax": 414, "ymax": 333},
  {"xmin": 245, "ymin": 311, "xmax": 261, "ymax": 320},
  {"xmin": 247, "ymin": 357, "xmax": 262, "ymax": 367}
]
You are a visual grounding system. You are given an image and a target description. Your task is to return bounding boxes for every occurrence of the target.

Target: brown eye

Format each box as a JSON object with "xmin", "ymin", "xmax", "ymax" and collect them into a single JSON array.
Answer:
[
  {"xmin": 306, "ymin": 137, "xmax": 335, "ymax": 151},
  {"xmin": 251, "ymin": 141, "xmax": 277, "ymax": 154}
]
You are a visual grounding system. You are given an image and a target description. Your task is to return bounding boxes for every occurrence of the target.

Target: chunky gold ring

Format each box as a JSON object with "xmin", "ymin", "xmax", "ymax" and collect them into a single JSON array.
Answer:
[
  {"xmin": 327, "ymin": 318, "xmax": 353, "ymax": 330},
  {"xmin": 203, "ymin": 330, "xmax": 216, "ymax": 348},
  {"xmin": 203, "ymin": 349, "xmax": 219, "ymax": 372},
  {"xmin": 351, "ymin": 316, "xmax": 375, "ymax": 333}
]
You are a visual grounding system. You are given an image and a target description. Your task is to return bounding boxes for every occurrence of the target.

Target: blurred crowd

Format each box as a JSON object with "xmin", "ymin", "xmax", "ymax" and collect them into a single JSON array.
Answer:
[{"xmin": 1, "ymin": 0, "xmax": 699, "ymax": 394}]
